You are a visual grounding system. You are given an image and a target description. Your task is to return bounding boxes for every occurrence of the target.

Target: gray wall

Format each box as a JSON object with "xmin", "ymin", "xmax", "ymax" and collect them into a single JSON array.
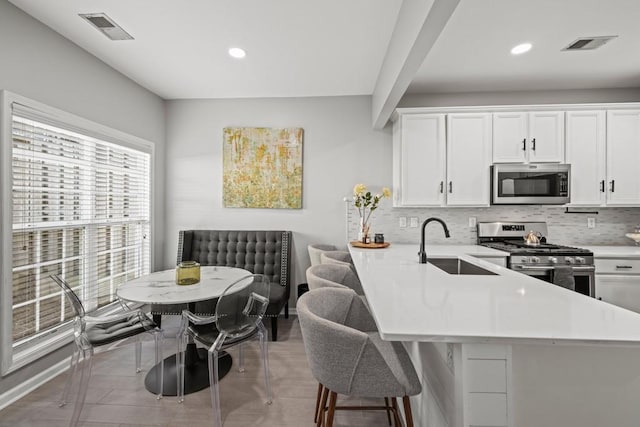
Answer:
[
  {"xmin": 0, "ymin": 0, "xmax": 166, "ymax": 393},
  {"xmin": 164, "ymin": 96, "xmax": 391, "ymax": 290}
]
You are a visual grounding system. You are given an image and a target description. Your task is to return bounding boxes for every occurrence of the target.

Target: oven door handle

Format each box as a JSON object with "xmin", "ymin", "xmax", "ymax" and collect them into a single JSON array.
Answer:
[{"xmin": 513, "ymin": 265, "xmax": 595, "ymax": 272}]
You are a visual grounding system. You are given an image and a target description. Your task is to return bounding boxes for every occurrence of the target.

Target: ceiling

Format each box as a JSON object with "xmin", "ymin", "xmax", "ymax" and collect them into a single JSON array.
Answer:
[
  {"xmin": 408, "ymin": 0, "xmax": 640, "ymax": 94},
  {"xmin": 8, "ymin": 0, "xmax": 402, "ymax": 99},
  {"xmin": 8, "ymin": 0, "xmax": 640, "ymax": 102}
]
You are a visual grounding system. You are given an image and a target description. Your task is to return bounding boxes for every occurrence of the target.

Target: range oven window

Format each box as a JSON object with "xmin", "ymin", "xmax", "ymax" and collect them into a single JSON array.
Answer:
[{"xmin": 518, "ymin": 267, "xmax": 593, "ymax": 297}]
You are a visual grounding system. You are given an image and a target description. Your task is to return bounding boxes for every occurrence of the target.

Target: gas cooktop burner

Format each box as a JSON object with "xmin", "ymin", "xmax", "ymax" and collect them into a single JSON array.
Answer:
[{"xmin": 481, "ymin": 240, "xmax": 592, "ymax": 255}]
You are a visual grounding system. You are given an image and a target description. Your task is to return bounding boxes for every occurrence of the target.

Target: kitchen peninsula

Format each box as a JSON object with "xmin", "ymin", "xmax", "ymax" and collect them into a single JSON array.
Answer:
[{"xmin": 349, "ymin": 244, "xmax": 640, "ymax": 427}]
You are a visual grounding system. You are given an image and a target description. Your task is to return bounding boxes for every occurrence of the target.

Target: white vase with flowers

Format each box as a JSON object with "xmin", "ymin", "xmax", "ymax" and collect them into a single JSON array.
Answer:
[{"xmin": 352, "ymin": 183, "xmax": 391, "ymax": 243}]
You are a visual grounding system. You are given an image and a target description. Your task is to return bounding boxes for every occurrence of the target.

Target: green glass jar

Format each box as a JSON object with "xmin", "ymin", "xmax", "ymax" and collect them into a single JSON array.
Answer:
[{"xmin": 176, "ymin": 261, "xmax": 201, "ymax": 285}]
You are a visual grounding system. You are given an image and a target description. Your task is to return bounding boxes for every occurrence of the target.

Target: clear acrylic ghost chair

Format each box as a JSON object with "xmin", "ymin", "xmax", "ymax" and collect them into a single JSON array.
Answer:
[
  {"xmin": 177, "ymin": 274, "xmax": 272, "ymax": 427},
  {"xmin": 50, "ymin": 274, "xmax": 164, "ymax": 427}
]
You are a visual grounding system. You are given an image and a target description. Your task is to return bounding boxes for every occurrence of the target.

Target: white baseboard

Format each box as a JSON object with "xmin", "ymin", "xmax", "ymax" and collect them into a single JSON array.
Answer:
[{"xmin": 0, "ymin": 357, "xmax": 69, "ymax": 411}]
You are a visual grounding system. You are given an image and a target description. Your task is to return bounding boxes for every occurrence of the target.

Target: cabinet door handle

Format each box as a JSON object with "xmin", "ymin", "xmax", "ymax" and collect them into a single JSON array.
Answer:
[
  {"xmin": 522, "ymin": 138, "xmax": 526, "ymax": 151},
  {"xmin": 531, "ymin": 138, "xmax": 536, "ymax": 151},
  {"xmin": 610, "ymin": 180, "xmax": 615, "ymax": 192},
  {"xmin": 600, "ymin": 180, "xmax": 605, "ymax": 193},
  {"xmin": 439, "ymin": 181, "xmax": 444, "ymax": 193},
  {"xmin": 449, "ymin": 181, "xmax": 453, "ymax": 193},
  {"xmin": 616, "ymin": 265, "xmax": 633, "ymax": 269}
]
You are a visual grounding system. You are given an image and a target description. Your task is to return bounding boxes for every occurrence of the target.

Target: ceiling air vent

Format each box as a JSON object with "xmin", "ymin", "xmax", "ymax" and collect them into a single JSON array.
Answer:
[
  {"xmin": 79, "ymin": 13, "xmax": 134, "ymax": 41},
  {"xmin": 562, "ymin": 36, "xmax": 617, "ymax": 51}
]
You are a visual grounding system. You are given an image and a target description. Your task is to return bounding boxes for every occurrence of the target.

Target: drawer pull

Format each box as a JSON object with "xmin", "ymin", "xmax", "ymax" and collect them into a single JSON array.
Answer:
[{"xmin": 616, "ymin": 265, "xmax": 633, "ymax": 269}]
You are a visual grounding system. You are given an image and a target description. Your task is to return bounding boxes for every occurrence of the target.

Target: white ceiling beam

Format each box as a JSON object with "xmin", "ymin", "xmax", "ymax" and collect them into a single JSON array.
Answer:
[{"xmin": 371, "ymin": 0, "xmax": 460, "ymax": 129}]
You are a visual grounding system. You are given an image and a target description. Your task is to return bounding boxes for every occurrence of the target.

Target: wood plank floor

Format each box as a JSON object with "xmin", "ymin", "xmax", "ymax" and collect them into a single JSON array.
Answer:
[{"xmin": 0, "ymin": 316, "xmax": 396, "ymax": 426}]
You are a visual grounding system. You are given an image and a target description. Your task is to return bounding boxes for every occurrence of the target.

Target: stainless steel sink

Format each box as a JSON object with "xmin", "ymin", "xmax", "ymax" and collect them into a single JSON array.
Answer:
[{"xmin": 427, "ymin": 258, "xmax": 497, "ymax": 275}]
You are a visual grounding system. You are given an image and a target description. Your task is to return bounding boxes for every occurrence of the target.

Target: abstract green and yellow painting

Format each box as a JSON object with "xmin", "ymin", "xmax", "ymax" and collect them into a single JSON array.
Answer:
[{"xmin": 223, "ymin": 127, "xmax": 303, "ymax": 209}]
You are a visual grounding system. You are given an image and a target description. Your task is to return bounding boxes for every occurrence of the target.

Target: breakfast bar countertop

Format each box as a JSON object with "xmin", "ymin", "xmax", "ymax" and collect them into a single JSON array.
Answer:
[
  {"xmin": 348, "ymin": 243, "xmax": 640, "ymax": 346},
  {"xmin": 572, "ymin": 245, "xmax": 640, "ymax": 258}
]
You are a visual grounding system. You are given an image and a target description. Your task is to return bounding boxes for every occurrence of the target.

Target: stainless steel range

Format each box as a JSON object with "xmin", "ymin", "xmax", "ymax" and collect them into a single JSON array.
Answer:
[{"xmin": 477, "ymin": 221, "xmax": 595, "ymax": 297}]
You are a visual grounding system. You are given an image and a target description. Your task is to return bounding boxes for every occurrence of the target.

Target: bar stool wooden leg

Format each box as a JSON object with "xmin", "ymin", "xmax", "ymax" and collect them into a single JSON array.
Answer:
[
  {"xmin": 326, "ymin": 391, "xmax": 338, "ymax": 427},
  {"xmin": 317, "ymin": 386, "xmax": 329, "ymax": 427},
  {"xmin": 403, "ymin": 395, "xmax": 414, "ymax": 427},
  {"xmin": 391, "ymin": 397, "xmax": 402, "ymax": 426},
  {"xmin": 384, "ymin": 397, "xmax": 393, "ymax": 426},
  {"xmin": 314, "ymin": 383, "xmax": 324, "ymax": 423}
]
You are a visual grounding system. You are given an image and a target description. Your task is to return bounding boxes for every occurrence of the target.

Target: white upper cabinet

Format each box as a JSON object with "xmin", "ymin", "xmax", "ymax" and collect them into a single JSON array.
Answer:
[
  {"xmin": 606, "ymin": 110, "xmax": 640, "ymax": 206},
  {"xmin": 393, "ymin": 113, "xmax": 446, "ymax": 206},
  {"xmin": 392, "ymin": 112, "xmax": 491, "ymax": 207},
  {"xmin": 493, "ymin": 111, "xmax": 564, "ymax": 163},
  {"xmin": 565, "ymin": 111, "xmax": 606, "ymax": 206},
  {"xmin": 492, "ymin": 112, "xmax": 527, "ymax": 163},
  {"xmin": 393, "ymin": 105, "xmax": 640, "ymax": 208},
  {"xmin": 446, "ymin": 113, "xmax": 492, "ymax": 206}
]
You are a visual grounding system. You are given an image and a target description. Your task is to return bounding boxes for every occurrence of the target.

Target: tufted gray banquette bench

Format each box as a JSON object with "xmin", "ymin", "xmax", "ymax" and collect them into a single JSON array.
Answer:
[{"xmin": 177, "ymin": 229, "xmax": 292, "ymax": 341}]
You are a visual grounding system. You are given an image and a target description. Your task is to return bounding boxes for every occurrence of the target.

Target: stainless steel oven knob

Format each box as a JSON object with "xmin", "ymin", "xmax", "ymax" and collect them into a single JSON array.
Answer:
[
  {"xmin": 575, "ymin": 257, "xmax": 586, "ymax": 264},
  {"xmin": 565, "ymin": 257, "xmax": 575, "ymax": 264},
  {"xmin": 549, "ymin": 257, "xmax": 558, "ymax": 264},
  {"xmin": 531, "ymin": 256, "xmax": 540, "ymax": 263}
]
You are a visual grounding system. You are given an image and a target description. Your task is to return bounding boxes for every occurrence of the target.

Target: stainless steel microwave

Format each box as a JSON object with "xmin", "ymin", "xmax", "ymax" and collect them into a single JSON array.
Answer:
[{"xmin": 491, "ymin": 164, "xmax": 571, "ymax": 205}]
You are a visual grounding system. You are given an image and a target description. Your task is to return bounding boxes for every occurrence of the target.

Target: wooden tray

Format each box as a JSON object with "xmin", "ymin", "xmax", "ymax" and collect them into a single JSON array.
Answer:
[{"xmin": 350, "ymin": 241, "xmax": 390, "ymax": 249}]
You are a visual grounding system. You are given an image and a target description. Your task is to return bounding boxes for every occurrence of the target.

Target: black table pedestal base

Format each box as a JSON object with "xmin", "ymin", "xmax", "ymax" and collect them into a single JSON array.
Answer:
[{"xmin": 145, "ymin": 346, "xmax": 232, "ymax": 396}]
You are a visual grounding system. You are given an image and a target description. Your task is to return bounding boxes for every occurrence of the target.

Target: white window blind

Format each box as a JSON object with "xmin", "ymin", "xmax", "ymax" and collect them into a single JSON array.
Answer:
[{"xmin": 10, "ymin": 104, "xmax": 151, "ymax": 350}]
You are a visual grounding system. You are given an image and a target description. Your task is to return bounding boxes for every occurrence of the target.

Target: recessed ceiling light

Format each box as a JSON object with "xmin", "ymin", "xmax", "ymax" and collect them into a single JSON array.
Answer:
[
  {"xmin": 228, "ymin": 47, "xmax": 246, "ymax": 59},
  {"xmin": 511, "ymin": 43, "xmax": 532, "ymax": 55}
]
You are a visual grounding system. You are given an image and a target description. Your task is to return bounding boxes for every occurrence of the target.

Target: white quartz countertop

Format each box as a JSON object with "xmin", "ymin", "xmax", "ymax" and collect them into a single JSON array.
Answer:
[
  {"xmin": 405, "ymin": 244, "xmax": 509, "ymax": 258},
  {"xmin": 349, "ymin": 243, "xmax": 640, "ymax": 346},
  {"xmin": 578, "ymin": 245, "xmax": 640, "ymax": 258}
]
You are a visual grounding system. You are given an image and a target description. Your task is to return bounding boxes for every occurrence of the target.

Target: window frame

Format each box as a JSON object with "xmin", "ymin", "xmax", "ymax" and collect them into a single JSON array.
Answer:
[{"xmin": 0, "ymin": 91, "xmax": 155, "ymax": 375}]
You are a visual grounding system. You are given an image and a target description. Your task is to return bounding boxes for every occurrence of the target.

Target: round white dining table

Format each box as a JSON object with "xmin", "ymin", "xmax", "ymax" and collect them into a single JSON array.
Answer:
[{"xmin": 117, "ymin": 266, "xmax": 251, "ymax": 396}]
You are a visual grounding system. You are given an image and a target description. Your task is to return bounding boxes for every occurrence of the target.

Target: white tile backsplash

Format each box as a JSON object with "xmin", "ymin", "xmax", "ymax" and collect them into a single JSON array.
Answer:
[{"xmin": 346, "ymin": 202, "xmax": 640, "ymax": 247}]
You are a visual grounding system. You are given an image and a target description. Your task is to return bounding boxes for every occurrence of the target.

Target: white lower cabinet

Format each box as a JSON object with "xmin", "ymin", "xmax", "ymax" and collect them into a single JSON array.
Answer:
[
  {"xmin": 597, "ymin": 276, "xmax": 640, "ymax": 313},
  {"xmin": 595, "ymin": 258, "xmax": 640, "ymax": 313},
  {"xmin": 405, "ymin": 342, "xmax": 512, "ymax": 427},
  {"xmin": 462, "ymin": 344, "xmax": 511, "ymax": 427},
  {"xmin": 467, "ymin": 393, "xmax": 508, "ymax": 426}
]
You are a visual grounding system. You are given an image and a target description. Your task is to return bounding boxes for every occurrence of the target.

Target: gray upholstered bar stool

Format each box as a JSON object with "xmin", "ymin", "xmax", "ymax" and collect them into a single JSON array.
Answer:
[
  {"xmin": 306, "ymin": 264, "xmax": 364, "ymax": 295},
  {"xmin": 320, "ymin": 250, "xmax": 353, "ymax": 267},
  {"xmin": 298, "ymin": 287, "xmax": 421, "ymax": 427},
  {"xmin": 307, "ymin": 244, "xmax": 337, "ymax": 266}
]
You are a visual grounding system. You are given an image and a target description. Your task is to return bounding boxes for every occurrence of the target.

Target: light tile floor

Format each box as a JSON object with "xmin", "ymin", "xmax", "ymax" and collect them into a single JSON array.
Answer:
[{"xmin": 0, "ymin": 316, "xmax": 395, "ymax": 426}]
